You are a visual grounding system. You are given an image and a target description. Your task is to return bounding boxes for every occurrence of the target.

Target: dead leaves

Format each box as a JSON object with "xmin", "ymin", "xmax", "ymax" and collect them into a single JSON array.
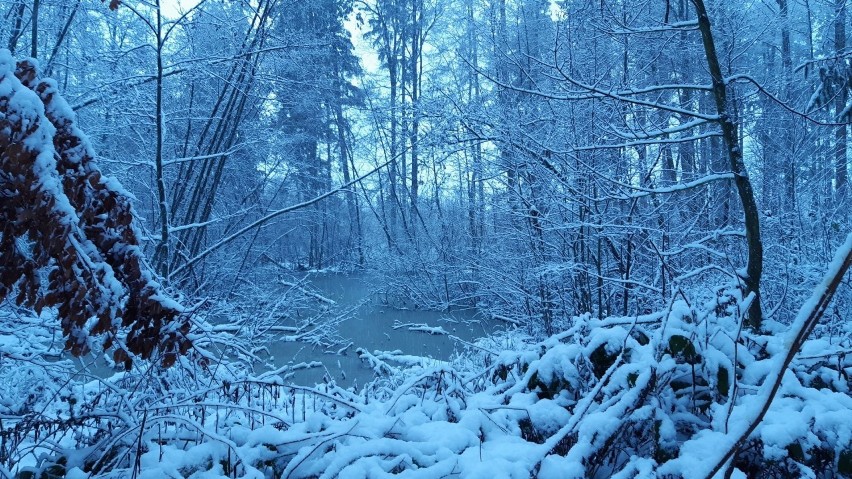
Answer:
[{"xmin": 1, "ymin": 55, "xmax": 192, "ymax": 370}]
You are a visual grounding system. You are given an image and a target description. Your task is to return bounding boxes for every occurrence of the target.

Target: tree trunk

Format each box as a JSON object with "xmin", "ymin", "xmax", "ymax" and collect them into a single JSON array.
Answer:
[
  {"xmin": 693, "ymin": 0, "xmax": 764, "ymax": 330},
  {"xmin": 409, "ymin": 0, "xmax": 421, "ymax": 227},
  {"xmin": 335, "ymin": 71, "xmax": 361, "ymax": 263},
  {"xmin": 30, "ymin": 0, "xmax": 40, "ymax": 58},
  {"xmin": 7, "ymin": 1, "xmax": 26, "ymax": 54},
  {"xmin": 387, "ymin": 36, "xmax": 400, "ymax": 237},
  {"xmin": 834, "ymin": 0, "xmax": 848, "ymax": 195},
  {"xmin": 154, "ymin": 0, "xmax": 170, "ymax": 279},
  {"xmin": 777, "ymin": 0, "xmax": 797, "ymax": 211},
  {"xmin": 44, "ymin": 0, "xmax": 81, "ymax": 75}
]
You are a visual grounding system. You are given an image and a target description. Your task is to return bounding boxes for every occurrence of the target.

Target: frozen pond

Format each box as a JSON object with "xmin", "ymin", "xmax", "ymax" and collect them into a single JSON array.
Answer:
[{"xmin": 258, "ymin": 272, "xmax": 498, "ymax": 388}]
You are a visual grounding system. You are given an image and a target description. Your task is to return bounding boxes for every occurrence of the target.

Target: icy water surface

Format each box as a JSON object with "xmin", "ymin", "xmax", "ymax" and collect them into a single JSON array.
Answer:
[{"xmin": 261, "ymin": 272, "xmax": 497, "ymax": 388}]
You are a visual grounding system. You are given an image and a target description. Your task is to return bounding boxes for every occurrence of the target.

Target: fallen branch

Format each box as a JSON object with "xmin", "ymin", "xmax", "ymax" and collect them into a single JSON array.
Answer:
[
  {"xmin": 704, "ymin": 232, "xmax": 852, "ymax": 478},
  {"xmin": 661, "ymin": 232, "xmax": 852, "ymax": 478}
]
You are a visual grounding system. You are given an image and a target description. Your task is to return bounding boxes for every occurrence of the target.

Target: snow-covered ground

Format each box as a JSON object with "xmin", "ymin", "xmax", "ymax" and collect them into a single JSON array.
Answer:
[{"xmin": 5, "ymin": 268, "xmax": 851, "ymax": 478}]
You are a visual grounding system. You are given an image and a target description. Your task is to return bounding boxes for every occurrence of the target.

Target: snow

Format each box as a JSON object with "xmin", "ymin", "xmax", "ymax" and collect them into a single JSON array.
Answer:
[
  {"xmin": 0, "ymin": 55, "xmax": 79, "ymax": 225},
  {"xmin": 393, "ymin": 321, "xmax": 450, "ymax": 335}
]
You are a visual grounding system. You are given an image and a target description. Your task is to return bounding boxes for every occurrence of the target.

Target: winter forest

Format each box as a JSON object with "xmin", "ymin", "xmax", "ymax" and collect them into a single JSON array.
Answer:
[{"xmin": 0, "ymin": 0, "xmax": 851, "ymax": 477}]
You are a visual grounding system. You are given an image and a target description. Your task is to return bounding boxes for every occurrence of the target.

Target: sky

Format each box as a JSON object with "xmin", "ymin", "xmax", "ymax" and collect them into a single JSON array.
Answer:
[{"xmin": 160, "ymin": 0, "xmax": 198, "ymax": 19}]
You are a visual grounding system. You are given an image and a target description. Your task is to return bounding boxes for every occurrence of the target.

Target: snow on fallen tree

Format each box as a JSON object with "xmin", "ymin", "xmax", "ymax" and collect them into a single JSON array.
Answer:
[{"xmin": 0, "ymin": 49, "xmax": 190, "ymax": 368}]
